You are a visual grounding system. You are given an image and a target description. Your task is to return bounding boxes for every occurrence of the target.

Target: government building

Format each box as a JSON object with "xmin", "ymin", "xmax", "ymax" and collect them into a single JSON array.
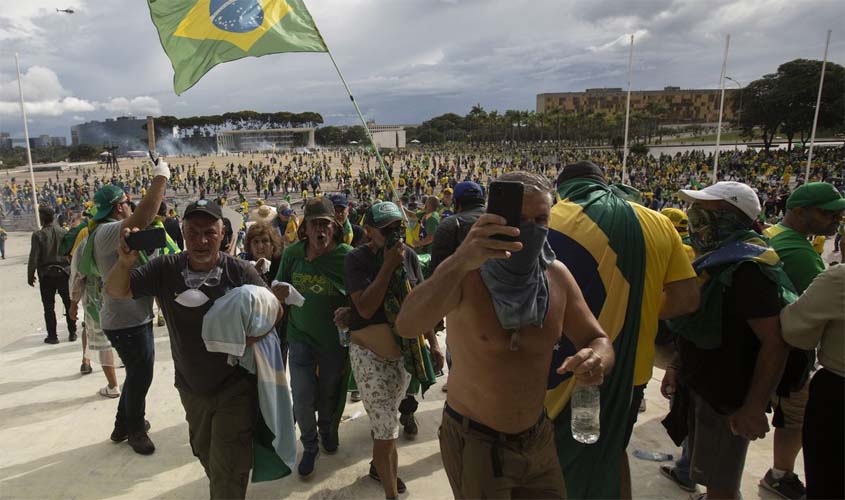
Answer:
[{"xmin": 536, "ymin": 87, "xmax": 738, "ymax": 123}]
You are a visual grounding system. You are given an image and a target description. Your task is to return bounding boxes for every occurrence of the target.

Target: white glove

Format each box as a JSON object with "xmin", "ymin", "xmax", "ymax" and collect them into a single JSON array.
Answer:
[
  {"xmin": 271, "ymin": 280, "xmax": 306, "ymax": 307},
  {"xmin": 254, "ymin": 258, "xmax": 271, "ymax": 274},
  {"xmin": 152, "ymin": 160, "xmax": 171, "ymax": 180}
]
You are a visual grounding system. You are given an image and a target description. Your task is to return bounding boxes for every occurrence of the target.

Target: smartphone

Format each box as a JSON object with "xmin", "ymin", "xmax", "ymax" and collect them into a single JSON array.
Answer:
[
  {"xmin": 125, "ymin": 227, "xmax": 167, "ymax": 252},
  {"xmin": 486, "ymin": 181, "xmax": 523, "ymax": 241}
]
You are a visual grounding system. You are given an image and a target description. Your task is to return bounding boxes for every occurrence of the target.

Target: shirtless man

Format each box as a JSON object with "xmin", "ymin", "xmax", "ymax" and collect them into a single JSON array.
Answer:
[{"xmin": 396, "ymin": 171, "xmax": 614, "ymax": 499}]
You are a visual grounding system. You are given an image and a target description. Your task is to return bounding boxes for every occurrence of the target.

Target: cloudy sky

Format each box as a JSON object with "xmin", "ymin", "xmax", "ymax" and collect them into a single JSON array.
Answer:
[{"xmin": 0, "ymin": 0, "xmax": 842, "ymax": 139}]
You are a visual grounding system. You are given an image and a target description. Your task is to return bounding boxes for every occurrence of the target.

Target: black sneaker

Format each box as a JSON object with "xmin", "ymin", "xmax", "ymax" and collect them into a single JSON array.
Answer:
[
  {"xmin": 321, "ymin": 434, "xmax": 338, "ymax": 454},
  {"xmin": 400, "ymin": 413, "xmax": 418, "ymax": 438},
  {"xmin": 369, "ymin": 461, "xmax": 407, "ymax": 494},
  {"xmin": 44, "ymin": 336, "xmax": 59, "ymax": 345},
  {"xmin": 759, "ymin": 469, "xmax": 806, "ymax": 500},
  {"xmin": 111, "ymin": 420, "xmax": 151, "ymax": 443},
  {"xmin": 298, "ymin": 449, "xmax": 319, "ymax": 477},
  {"xmin": 128, "ymin": 431, "xmax": 155, "ymax": 455},
  {"xmin": 80, "ymin": 362, "xmax": 93, "ymax": 375},
  {"xmin": 68, "ymin": 332, "xmax": 78, "ymax": 342}
]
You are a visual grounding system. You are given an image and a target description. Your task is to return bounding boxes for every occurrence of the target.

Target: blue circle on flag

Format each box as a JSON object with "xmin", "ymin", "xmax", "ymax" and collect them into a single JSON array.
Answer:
[{"xmin": 210, "ymin": 0, "xmax": 264, "ymax": 33}]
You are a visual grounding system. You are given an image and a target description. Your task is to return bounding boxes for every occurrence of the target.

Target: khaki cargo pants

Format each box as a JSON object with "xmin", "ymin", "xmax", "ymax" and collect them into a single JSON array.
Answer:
[
  {"xmin": 178, "ymin": 374, "xmax": 257, "ymax": 500},
  {"xmin": 439, "ymin": 407, "xmax": 567, "ymax": 499}
]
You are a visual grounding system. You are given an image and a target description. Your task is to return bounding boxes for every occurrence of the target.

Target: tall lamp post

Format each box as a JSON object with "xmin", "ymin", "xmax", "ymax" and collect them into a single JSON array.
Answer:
[{"xmin": 725, "ymin": 76, "xmax": 742, "ymax": 146}]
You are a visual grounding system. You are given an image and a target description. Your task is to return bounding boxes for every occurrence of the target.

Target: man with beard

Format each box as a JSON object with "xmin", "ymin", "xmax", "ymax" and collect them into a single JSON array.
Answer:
[
  {"xmin": 758, "ymin": 182, "xmax": 844, "ymax": 500},
  {"xmin": 663, "ymin": 182, "xmax": 793, "ymax": 500},
  {"xmin": 397, "ymin": 171, "xmax": 613, "ymax": 499},
  {"xmin": 274, "ymin": 197, "xmax": 352, "ymax": 477},
  {"xmin": 83, "ymin": 159, "xmax": 169, "ymax": 455}
]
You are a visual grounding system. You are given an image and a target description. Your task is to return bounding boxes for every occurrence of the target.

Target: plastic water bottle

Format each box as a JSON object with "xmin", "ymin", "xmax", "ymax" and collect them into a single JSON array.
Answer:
[
  {"xmin": 571, "ymin": 384, "xmax": 600, "ymax": 444},
  {"xmin": 337, "ymin": 326, "xmax": 351, "ymax": 347}
]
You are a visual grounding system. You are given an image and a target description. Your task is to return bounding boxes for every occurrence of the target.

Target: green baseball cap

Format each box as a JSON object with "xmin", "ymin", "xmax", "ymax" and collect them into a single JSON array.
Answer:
[
  {"xmin": 367, "ymin": 202, "xmax": 404, "ymax": 228},
  {"xmin": 786, "ymin": 182, "xmax": 845, "ymax": 211},
  {"xmin": 92, "ymin": 184, "xmax": 125, "ymax": 221}
]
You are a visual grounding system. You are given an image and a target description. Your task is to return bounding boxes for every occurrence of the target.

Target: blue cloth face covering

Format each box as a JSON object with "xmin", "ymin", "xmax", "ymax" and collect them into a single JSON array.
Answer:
[{"xmin": 480, "ymin": 222, "xmax": 556, "ymax": 334}]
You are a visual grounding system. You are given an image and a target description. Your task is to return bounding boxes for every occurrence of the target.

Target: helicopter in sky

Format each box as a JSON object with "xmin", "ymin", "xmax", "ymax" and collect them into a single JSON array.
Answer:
[{"xmin": 56, "ymin": 8, "xmax": 75, "ymax": 14}]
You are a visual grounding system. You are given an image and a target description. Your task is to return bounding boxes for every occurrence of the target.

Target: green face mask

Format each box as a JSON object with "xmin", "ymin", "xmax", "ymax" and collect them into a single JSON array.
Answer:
[
  {"xmin": 382, "ymin": 226, "xmax": 404, "ymax": 248},
  {"xmin": 687, "ymin": 207, "xmax": 751, "ymax": 253}
]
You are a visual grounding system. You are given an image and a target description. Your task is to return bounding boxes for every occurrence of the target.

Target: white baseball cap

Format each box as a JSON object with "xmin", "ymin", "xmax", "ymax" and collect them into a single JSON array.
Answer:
[{"xmin": 678, "ymin": 181, "xmax": 761, "ymax": 220}]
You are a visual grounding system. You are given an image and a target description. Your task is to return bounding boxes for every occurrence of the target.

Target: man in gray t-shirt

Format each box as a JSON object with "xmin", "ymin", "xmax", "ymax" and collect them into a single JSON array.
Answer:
[{"xmin": 87, "ymin": 158, "xmax": 170, "ymax": 456}]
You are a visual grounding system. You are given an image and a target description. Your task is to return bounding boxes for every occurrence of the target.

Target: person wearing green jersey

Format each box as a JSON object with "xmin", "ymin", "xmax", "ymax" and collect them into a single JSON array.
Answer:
[
  {"xmin": 759, "ymin": 181, "xmax": 844, "ymax": 499},
  {"xmin": 274, "ymin": 197, "xmax": 352, "ymax": 477},
  {"xmin": 414, "ymin": 197, "xmax": 440, "ymax": 255}
]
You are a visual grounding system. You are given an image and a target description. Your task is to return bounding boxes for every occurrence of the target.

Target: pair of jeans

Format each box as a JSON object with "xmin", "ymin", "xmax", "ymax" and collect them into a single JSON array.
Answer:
[
  {"xmin": 104, "ymin": 322, "xmax": 155, "ymax": 434},
  {"xmin": 288, "ymin": 340, "xmax": 347, "ymax": 453},
  {"xmin": 39, "ymin": 272, "xmax": 75, "ymax": 339},
  {"xmin": 674, "ymin": 437, "xmax": 692, "ymax": 483}
]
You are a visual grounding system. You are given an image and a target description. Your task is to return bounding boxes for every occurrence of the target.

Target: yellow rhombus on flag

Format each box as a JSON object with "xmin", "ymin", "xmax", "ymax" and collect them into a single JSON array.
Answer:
[{"xmin": 147, "ymin": 0, "xmax": 327, "ymax": 95}]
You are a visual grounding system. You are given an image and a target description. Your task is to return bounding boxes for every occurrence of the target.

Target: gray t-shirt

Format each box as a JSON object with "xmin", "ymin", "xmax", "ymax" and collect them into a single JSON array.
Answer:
[{"xmin": 94, "ymin": 220, "xmax": 154, "ymax": 330}]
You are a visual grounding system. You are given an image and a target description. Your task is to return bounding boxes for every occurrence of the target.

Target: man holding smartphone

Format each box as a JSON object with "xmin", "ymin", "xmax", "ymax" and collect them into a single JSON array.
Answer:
[
  {"xmin": 397, "ymin": 171, "xmax": 614, "ymax": 499},
  {"xmin": 84, "ymin": 158, "xmax": 170, "ymax": 455}
]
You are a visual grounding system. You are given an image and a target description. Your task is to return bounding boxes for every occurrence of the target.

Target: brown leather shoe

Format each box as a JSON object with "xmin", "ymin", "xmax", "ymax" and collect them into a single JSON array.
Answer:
[{"xmin": 128, "ymin": 431, "xmax": 155, "ymax": 455}]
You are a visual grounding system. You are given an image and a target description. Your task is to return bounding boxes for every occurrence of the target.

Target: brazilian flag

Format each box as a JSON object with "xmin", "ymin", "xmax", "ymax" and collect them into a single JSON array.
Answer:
[
  {"xmin": 545, "ymin": 178, "xmax": 645, "ymax": 499},
  {"xmin": 147, "ymin": 0, "xmax": 327, "ymax": 94}
]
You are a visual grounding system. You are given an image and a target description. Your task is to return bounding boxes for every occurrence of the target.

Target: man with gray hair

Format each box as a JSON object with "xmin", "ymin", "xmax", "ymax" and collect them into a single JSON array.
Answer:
[{"xmin": 398, "ymin": 171, "xmax": 613, "ymax": 499}]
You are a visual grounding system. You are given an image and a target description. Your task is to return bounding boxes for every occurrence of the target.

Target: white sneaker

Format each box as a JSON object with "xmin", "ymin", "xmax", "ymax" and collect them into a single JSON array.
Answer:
[{"xmin": 99, "ymin": 385, "xmax": 120, "ymax": 398}]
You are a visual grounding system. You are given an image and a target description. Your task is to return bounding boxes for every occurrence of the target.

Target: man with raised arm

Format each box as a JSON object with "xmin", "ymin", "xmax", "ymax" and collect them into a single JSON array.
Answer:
[{"xmin": 396, "ymin": 171, "xmax": 614, "ymax": 499}]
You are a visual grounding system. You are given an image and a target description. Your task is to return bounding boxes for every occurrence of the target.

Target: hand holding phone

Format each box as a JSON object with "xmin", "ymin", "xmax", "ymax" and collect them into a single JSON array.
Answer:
[
  {"xmin": 125, "ymin": 227, "xmax": 167, "ymax": 252},
  {"xmin": 486, "ymin": 181, "xmax": 523, "ymax": 241}
]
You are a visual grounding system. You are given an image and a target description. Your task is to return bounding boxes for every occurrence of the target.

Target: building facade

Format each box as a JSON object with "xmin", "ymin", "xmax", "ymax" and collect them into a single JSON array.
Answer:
[
  {"xmin": 536, "ymin": 87, "xmax": 738, "ymax": 123},
  {"xmin": 216, "ymin": 127, "xmax": 316, "ymax": 152},
  {"xmin": 70, "ymin": 116, "xmax": 147, "ymax": 152},
  {"xmin": 365, "ymin": 122, "xmax": 407, "ymax": 149}
]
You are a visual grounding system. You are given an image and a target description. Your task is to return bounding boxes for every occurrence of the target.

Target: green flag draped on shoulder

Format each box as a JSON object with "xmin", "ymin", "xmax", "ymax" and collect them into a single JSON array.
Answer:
[{"xmin": 147, "ymin": 0, "xmax": 327, "ymax": 94}]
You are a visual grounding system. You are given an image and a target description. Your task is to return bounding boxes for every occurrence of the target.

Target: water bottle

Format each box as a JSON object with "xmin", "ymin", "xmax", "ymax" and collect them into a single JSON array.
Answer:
[
  {"xmin": 337, "ymin": 326, "xmax": 351, "ymax": 347},
  {"xmin": 571, "ymin": 384, "xmax": 600, "ymax": 444}
]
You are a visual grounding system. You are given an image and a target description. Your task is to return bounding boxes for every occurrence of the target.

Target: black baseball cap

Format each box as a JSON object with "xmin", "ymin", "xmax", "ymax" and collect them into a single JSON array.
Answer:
[{"xmin": 184, "ymin": 199, "xmax": 223, "ymax": 220}]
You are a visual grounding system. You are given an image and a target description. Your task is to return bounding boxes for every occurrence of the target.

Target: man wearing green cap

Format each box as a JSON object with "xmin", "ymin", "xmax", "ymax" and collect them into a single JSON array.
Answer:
[
  {"xmin": 759, "ymin": 181, "xmax": 844, "ymax": 499},
  {"xmin": 81, "ymin": 159, "xmax": 170, "ymax": 455}
]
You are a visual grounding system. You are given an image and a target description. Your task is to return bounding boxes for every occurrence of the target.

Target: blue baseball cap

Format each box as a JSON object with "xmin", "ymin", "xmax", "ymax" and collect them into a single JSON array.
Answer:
[
  {"xmin": 330, "ymin": 193, "xmax": 349, "ymax": 208},
  {"xmin": 453, "ymin": 181, "xmax": 484, "ymax": 201}
]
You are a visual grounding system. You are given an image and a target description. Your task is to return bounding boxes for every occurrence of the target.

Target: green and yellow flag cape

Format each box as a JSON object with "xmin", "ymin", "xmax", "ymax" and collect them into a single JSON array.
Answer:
[
  {"xmin": 147, "ymin": 0, "xmax": 327, "ymax": 94},
  {"xmin": 546, "ymin": 178, "xmax": 646, "ymax": 500}
]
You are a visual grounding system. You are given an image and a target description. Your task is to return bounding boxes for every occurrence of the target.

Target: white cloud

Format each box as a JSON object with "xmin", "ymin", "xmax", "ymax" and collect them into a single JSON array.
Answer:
[
  {"xmin": 0, "ymin": 0, "xmax": 85, "ymax": 42},
  {"xmin": 0, "ymin": 65, "xmax": 160, "ymax": 117},
  {"xmin": 99, "ymin": 96, "xmax": 161, "ymax": 116},
  {"xmin": 588, "ymin": 30, "xmax": 651, "ymax": 53}
]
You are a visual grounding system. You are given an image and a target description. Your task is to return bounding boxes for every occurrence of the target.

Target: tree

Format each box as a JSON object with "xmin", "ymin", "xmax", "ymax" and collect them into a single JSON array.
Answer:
[
  {"xmin": 736, "ymin": 75, "xmax": 782, "ymax": 150},
  {"xmin": 776, "ymin": 59, "xmax": 845, "ymax": 150}
]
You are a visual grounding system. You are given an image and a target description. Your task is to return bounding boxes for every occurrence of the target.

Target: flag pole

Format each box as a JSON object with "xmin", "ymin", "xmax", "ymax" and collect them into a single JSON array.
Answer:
[
  {"xmin": 621, "ymin": 33, "xmax": 634, "ymax": 185},
  {"xmin": 318, "ymin": 44, "xmax": 403, "ymax": 212},
  {"xmin": 805, "ymin": 29, "xmax": 832, "ymax": 184},
  {"xmin": 15, "ymin": 53, "xmax": 40, "ymax": 228},
  {"xmin": 712, "ymin": 34, "xmax": 730, "ymax": 184}
]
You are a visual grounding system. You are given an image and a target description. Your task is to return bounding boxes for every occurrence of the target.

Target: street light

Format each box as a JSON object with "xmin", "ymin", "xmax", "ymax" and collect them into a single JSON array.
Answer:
[{"xmin": 725, "ymin": 76, "xmax": 743, "ymax": 145}]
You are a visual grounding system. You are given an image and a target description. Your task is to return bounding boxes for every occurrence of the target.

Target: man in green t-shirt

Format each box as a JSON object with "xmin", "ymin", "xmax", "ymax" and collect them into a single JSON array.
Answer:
[
  {"xmin": 759, "ymin": 181, "xmax": 844, "ymax": 499},
  {"xmin": 274, "ymin": 197, "xmax": 352, "ymax": 478},
  {"xmin": 414, "ymin": 196, "xmax": 440, "ymax": 254}
]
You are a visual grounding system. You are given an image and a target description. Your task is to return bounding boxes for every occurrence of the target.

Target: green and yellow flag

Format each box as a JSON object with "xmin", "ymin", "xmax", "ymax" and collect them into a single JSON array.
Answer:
[{"xmin": 147, "ymin": 0, "xmax": 327, "ymax": 94}]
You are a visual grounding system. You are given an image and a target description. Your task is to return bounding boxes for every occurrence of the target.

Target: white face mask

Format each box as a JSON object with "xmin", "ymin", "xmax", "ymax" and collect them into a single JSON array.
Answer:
[
  {"xmin": 175, "ymin": 266, "xmax": 221, "ymax": 308},
  {"xmin": 174, "ymin": 288, "xmax": 211, "ymax": 308}
]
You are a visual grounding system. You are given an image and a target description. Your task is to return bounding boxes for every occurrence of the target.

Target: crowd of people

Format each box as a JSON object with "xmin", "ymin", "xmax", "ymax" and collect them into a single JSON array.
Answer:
[{"xmin": 18, "ymin": 142, "xmax": 845, "ymax": 500}]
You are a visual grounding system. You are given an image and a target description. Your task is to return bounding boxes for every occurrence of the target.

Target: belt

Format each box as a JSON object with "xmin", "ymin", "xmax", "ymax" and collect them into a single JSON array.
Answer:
[{"xmin": 444, "ymin": 402, "xmax": 544, "ymax": 441}]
